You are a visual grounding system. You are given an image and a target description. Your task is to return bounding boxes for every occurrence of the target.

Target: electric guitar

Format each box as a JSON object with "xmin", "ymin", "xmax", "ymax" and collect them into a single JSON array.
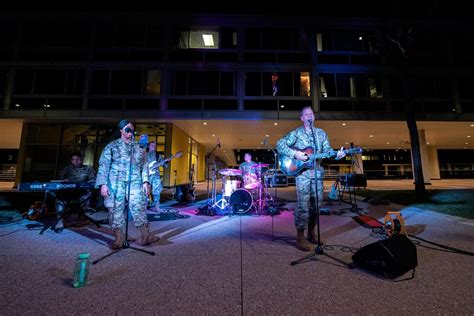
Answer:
[
  {"xmin": 148, "ymin": 151, "xmax": 183, "ymax": 176},
  {"xmin": 279, "ymin": 146, "xmax": 363, "ymax": 176}
]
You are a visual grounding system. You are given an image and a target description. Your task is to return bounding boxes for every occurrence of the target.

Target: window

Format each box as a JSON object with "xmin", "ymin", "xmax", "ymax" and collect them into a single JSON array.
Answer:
[
  {"xmin": 245, "ymin": 72, "xmax": 311, "ymax": 97},
  {"xmin": 177, "ymin": 26, "xmax": 220, "ymax": 49},
  {"xmin": 171, "ymin": 71, "xmax": 235, "ymax": 96}
]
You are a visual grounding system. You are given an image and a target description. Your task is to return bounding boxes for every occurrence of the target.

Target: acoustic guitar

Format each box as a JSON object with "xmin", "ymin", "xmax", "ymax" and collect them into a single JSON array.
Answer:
[{"xmin": 279, "ymin": 146, "xmax": 362, "ymax": 176}]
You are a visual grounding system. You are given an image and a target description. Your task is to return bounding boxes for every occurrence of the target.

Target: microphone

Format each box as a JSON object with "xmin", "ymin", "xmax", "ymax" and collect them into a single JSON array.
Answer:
[
  {"xmin": 308, "ymin": 119, "xmax": 313, "ymax": 125},
  {"xmin": 139, "ymin": 134, "xmax": 148, "ymax": 147}
]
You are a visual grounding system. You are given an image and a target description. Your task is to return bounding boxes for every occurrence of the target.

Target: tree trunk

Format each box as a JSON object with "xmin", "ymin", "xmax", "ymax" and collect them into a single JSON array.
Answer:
[{"xmin": 406, "ymin": 109, "xmax": 427, "ymax": 194}]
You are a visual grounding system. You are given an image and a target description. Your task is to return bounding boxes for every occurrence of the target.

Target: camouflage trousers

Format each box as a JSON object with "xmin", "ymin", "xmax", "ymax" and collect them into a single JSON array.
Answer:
[
  {"xmin": 149, "ymin": 175, "xmax": 163, "ymax": 208},
  {"xmin": 294, "ymin": 169, "xmax": 324, "ymax": 230},
  {"xmin": 104, "ymin": 181, "xmax": 148, "ymax": 229}
]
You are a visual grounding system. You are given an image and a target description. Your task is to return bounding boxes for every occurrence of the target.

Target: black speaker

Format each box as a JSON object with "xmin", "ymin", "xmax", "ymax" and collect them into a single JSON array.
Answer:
[
  {"xmin": 173, "ymin": 184, "xmax": 191, "ymax": 203},
  {"xmin": 352, "ymin": 234, "xmax": 418, "ymax": 278}
]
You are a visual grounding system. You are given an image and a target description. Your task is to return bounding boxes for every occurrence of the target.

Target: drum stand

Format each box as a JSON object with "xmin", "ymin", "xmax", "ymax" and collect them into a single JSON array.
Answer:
[{"xmin": 251, "ymin": 169, "xmax": 273, "ymax": 215}]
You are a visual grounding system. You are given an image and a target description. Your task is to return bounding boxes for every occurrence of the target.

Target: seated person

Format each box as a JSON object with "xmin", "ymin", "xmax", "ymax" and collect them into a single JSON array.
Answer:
[
  {"xmin": 239, "ymin": 152, "xmax": 258, "ymax": 189},
  {"xmin": 54, "ymin": 152, "xmax": 96, "ymax": 232}
]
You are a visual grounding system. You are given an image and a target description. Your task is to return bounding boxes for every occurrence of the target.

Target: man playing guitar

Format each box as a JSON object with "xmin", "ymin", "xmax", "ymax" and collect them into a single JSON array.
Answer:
[
  {"xmin": 146, "ymin": 141, "xmax": 182, "ymax": 212},
  {"xmin": 276, "ymin": 106, "xmax": 346, "ymax": 251}
]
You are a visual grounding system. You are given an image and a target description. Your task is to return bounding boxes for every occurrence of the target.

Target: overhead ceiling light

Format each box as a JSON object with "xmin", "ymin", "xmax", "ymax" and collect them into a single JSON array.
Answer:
[
  {"xmin": 467, "ymin": 135, "xmax": 472, "ymax": 138},
  {"xmin": 342, "ymin": 123, "xmax": 346, "ymax": 126},
  {"xmin": 274, "ymin": 122, "xmax": 278, "ymax": 126},
  {"xmin": 470, "ymin": 124, "xmax": 474, "ymax": 127},
  {"xmin": 15, "ymin": 104, "xmax": 20, "ymax": 107},
  {"xmin": 212, "ymin": 134, "xmax": 215, "ymax": 137},
  {"xmin": 203, "ymin": 122, "xmax": 207, "ymax": 125},
  {"xmin": 265, "ymin": 134, "xmax": 269, "ymax": 137},
  {"xmin": 369, "ymin": 134, "xmax": 374, "ymax": 138},
  {"xmin": 202, "ymin": 34, "xmax": 214, "ymax": 47}
]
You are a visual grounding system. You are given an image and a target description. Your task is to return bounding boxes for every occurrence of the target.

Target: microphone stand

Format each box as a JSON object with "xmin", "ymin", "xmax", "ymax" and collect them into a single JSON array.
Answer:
[
  {"xmin": 291, "ymin": 123, "xmax": 352, "ymax": 268},
  {"xmin": 197, "ymin": 142, "xmax": 220, "ymax": 216},
  {"xmin": 93, "ymin": 134, "xmax": 154, "ymax": 265},
  {"xmin": 263, "ymin": 140, "xmax": 281, "ymax": 216}
]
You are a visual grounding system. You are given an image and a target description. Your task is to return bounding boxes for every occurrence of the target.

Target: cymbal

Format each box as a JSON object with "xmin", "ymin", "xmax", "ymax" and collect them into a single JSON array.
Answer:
[
  {"xmin": 219, "ymin": 168, "xmax": 242, "ymax": 176},
  {"xmin": 251, "ymin": 163, "xmax": 269, "ymax": 168}
]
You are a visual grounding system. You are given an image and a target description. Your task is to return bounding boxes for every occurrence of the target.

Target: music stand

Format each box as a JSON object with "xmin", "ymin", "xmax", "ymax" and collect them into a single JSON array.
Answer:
[
  {"xmin": 291, "ymin": 126, "xmax": 352, "ymax": 268},
  {"xmin": 93, "ymin": 135, "xmax": 154, "ymax": 265},
  {"xmin": 338, "ymin": 146, "xmax": 365, "ymax": 215}
]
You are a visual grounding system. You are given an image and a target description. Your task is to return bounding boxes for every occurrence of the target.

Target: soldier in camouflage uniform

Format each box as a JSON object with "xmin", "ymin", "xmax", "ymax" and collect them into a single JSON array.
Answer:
[
  {"xmin": 239, "ymin": 153, "xmax": 258, "ymax": 189},
  {"xmin": 276, "ymin": 106, "xmax": 345, "ymax": 251},
  {"xmin": 54, "ymin": 152, "xmax": 96, "ymax": 232},
  {"xmin": 146, "ymin": 141, "xmax": 169, "ymax": 212},
  {"xmin": 96, "ymin": 120, "xmax": 159, "ymax": 249}
]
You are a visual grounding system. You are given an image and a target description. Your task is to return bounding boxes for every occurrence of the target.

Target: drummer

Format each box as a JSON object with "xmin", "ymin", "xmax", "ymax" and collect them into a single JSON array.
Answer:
[{"xmin": 239, "ymin": 153, "xmax": 258, "ymax": 189}]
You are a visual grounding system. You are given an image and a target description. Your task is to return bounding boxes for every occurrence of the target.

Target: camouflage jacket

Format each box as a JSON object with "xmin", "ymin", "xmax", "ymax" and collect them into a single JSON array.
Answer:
[
  {"xmin": 276, "ymin": 126, "xmax": 333, "ymax": 164},
  {"xmin": 96, "ymin": 138, "xmax": 149, "ymax": 188},
  {"xmin": 59, "ymin": 164, "xmax": 96, "ymax": 183}
]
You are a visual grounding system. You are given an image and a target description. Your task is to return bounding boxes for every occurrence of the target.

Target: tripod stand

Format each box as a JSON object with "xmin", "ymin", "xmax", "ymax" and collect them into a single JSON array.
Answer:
[
  {"xmin": 291, "ymin": 125, "xmax": 352, "ymax": 268},
  {"xmin": 197, "ymin": 142, "xmax": 221, "ymax": 216},
  {"xmin": 339, "ymin": 147, "xmax": 365, "ymax": 215},
  {"xmin": 93, "ymin": 135, "xmax": 155, "ymax": 265}
]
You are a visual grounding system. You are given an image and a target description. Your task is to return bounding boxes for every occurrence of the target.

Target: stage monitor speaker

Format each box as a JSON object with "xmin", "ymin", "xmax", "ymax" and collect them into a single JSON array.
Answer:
[{"xmin": 352, "ymin": 234, "xmax": 417, "ymax": 279}]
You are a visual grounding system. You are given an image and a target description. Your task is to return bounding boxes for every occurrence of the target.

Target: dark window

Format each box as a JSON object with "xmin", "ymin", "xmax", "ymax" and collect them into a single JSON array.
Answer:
[
  {"xmin": 88, "ymin": 98, "xmax": 123, "ymax": 110},
  {"xmin": 336, "ymin": 74, "xmax": 351, "ymax": 97},
  {"xmin": 0, "ymin": 69, "xmax": 8, "ymax": 95},
  {"xmin": 91, "ymin": 71, "xmax": 111, "ymax": 94},
  {"xmin": 457, "ymin": 76, "xmax": 474, "ymax": 98},
  {"xmin": 245, "ymin": 28, "xmax": 261, "ymax": 49},
  {"xmin": 14, "ymin": 70, "xmax": 35, "ymax": 94},
  {"xmin": 173, "ymin": 72, "xmax": 188, "ymax": 96},
  {"xmin": 188, "ymin": 71, "xmax": 219, "ymax": 95},
  {"xmin": 319, "ymin": 73, "xmax": 336, "ymax": 97},
  {"xmin": 110, "ymin": 70, "xmax": 143, "ymax": 95},
  {"xmin": 220, "ymin": 72, "xmax": 235, "ymax": 96},
  {"xmin": 220, "ymin": 27, "xmax": 237, "ymax": 49},
  {"xmin": 0, "ymin": 23, "xmax": 17, "ymax": 47},
  {"xmin": 245, "ymin": 72, "xmax": 261, "ymax": 96},
  {"xmin": 389, "ymin": 75, "xmax": 403, "ymax": 98}
]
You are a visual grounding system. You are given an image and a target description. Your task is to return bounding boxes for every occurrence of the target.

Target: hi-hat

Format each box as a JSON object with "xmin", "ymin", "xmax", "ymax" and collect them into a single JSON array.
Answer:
[{"xmin": 219, "ymin": 168, "xmax": 242, "ymax": 176}]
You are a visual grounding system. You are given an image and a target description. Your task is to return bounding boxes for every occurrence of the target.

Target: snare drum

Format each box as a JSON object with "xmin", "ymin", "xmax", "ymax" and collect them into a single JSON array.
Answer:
[
  {"xmin": 243, "ymin": 173, "xmax": 260, "ymax": 190},
  {"xmin": 223, "ymin": 179, "xmax": 240, "ymax": 197}
]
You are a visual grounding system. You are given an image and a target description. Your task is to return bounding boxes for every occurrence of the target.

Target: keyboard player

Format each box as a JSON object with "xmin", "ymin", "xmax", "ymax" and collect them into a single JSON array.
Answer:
[{"xmin": 54, "ymin": 152, "xmax": 96, "ymax": 232}]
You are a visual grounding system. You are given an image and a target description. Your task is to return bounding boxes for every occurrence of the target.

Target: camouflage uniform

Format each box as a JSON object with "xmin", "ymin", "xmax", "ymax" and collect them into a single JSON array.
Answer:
[
  {"xmin": 276, "ymin": 126, "xmax": 332, "ymax": 230},
  {"xmin": 96, "ymin": 139, "xmax": 149, "ymax": 229},
  {"xmin": 55, "ymin": 164, "xmax": 96, "ymax": 217},
  {"xmin": 147, "ymin": 151, "xmax": 167, "ymax": 208}
]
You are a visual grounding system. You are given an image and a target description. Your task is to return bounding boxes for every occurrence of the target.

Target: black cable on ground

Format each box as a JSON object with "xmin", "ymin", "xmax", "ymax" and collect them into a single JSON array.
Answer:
[{"xmin": 408, "ymin": 234, "xmax": 474, "ymax": 256}]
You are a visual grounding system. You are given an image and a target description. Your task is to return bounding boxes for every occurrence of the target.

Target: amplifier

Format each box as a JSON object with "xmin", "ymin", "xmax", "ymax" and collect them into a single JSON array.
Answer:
[
  {"xmin": 265, "ymin": 174, "xmax": 287, "ymax": 187},
  {"xmin": 339, "ymin": 173, "xmax": 367, "ymax": 188}
]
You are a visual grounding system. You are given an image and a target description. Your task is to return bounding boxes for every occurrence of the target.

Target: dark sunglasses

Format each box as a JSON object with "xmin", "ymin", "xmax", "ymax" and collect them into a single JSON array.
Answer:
[{"xmin": 124, "ymin": 127, "xmax": 135, "ymax": 134}]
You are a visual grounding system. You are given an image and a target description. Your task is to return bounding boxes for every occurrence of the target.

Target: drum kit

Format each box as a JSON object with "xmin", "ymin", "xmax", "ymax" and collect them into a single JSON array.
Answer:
[{"xmin": 214, "ymin": 164, "xmax": 273, "ymax": 214}]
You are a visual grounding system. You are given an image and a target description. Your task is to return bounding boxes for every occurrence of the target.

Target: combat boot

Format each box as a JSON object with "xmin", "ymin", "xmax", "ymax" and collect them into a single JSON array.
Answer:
[
  {"xmin": 137, "ymin": 223, "xmax": 160, "ymax": 246},
  {"xmin": 112, "ymin": 228, "xmax": 124, "ymax": 249},
  {"xmin": 296, "ymin": 229, "xmax": 312, "ymax": 251},
  {"xmin": 307, "ymin": 218, "xmax": 318, "ymax": 244}
]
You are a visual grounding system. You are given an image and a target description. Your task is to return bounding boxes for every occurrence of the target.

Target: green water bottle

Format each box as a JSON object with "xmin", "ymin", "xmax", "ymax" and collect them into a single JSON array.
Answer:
[{"xmin": 73, "ymin": 253, "xmax": 90, "ymax": 288}]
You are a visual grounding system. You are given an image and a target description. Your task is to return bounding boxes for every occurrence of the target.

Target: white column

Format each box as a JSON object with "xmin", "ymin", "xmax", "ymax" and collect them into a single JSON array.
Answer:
[
  {"xmin": 418, "ymin": 129, "xmax": 432, "ymax": 184},
  {"xmin": 353, "ymin": 153, "xmax": 364, "ymax": 174},
  {"xmin": 427, "ymin": 146, "xmax": 441, "ymax": 180}
]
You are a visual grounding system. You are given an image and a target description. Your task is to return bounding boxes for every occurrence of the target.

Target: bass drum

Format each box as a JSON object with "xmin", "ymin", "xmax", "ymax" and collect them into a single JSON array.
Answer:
[{"xmin": 229, "ymin": 189, "xmax": 253, "ymax": 214}]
